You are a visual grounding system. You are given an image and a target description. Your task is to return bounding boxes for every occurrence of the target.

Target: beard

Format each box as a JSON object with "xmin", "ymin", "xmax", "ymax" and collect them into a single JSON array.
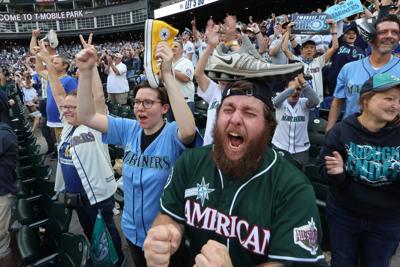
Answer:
[
  {"xmin": 212, "ymin": 124, "xmax": 270, "ymax": 180},
  {"xmin": 373, "ymin": 38, "xmax": 397, "ymax": 54}
]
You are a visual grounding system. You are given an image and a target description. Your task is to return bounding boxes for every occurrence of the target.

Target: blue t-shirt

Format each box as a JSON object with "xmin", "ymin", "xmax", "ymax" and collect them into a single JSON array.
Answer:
[
  {"xmin": 59, "ymin": 127, "xmax": 85, "ymax": 194},
  {"xmin": 46, "ymin": 75, "xmax": 78, "ymax": 126},
  {"xmin": 334, "ymin": 56, "xmax": 400, "ymax": 118},
  {"xmin": 102, "ymin": 116, "xmax": 186, "ymax": 247}
]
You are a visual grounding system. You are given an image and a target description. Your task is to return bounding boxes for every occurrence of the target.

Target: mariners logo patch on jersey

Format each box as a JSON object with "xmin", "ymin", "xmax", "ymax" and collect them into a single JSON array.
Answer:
[
  {"xmin": 184, "ymin": 177, "xmax": 215, "ymax": 206},
  {"xmin": 160, "ymin": 28, "xmax": 170, "ymax": 41},
  {"xmin": 293, "ymin": 217, "xmax": 318, "ymax": 255}
]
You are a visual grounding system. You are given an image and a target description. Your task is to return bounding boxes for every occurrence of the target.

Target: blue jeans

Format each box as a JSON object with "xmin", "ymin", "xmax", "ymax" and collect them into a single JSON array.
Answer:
[
  {"xmin": 326, "ymin": 195, "xmax": 400, "ymax": 267},
  {"xmin": 76, "ymin": 194, "xmax": 124, "ymax": 265}
]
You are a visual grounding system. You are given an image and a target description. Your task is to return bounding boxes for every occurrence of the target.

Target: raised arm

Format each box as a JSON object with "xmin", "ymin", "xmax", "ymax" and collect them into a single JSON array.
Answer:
[
  {"xmin": 29, "ymin": 29, "xmax": 40, "ymax": 55},
  {"xmin": 76, "ymin": 47, "xmax": 109, "ymax": 133},
  {"xmin": 323, "ymin": 19, "xmax": 339, "ymax": 64},
  {"xmin": 194, "ymin": 23, "xmax": 219, "ymax": 91},
  {"xmin": 157, "ymin": 42, "xmax": 196, "ymax": 145},
  {"xmin": 35, "ymin": 41, "xmax": 65, "ymax": 113},
  {"xmin": 79, "ymin": 33, "xmax": 107, "ymax": 115},
  {"xmin": 272, "ymin": 78, "xmax": 298, "ymax": 108},
  {"xmin": 281, "ymin": 30, "xmax": 295, "ymax": 60}
]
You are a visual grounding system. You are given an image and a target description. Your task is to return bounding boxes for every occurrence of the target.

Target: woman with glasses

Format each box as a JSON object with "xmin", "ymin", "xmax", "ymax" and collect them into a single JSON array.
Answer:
[
  {"xmin": 76, "ymin": 42, "xmax": 197, "ymax": 267},
  {"xmin": 35, "ymin": 37, "xmax": 125, "ymax": 266}
]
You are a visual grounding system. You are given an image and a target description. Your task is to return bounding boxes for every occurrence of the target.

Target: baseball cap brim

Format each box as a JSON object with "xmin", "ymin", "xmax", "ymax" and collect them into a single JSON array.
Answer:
[{"xmin": 361, "ymin": 73, "xmax": 400, "ymax": 95}]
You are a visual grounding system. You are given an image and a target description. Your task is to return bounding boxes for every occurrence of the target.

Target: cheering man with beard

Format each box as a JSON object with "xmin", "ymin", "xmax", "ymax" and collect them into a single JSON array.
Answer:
[{"xmin": 143, "ymin": 80, "xmax": 328, "ymax": 267}]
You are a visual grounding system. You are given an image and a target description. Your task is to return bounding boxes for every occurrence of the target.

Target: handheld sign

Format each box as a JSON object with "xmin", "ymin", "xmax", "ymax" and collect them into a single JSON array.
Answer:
[
  {"xmin": 291, "ymin": 13, "xmax": 331, "ymax": 35},
  {"xmin": 325, "ymin": 0, "xmax": 364, "ymax": 22}
]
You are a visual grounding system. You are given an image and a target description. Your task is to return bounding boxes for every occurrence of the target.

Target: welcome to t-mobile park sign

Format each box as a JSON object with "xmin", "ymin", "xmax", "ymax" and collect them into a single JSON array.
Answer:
[{"xmin": 0, "ymin": 10, "xmax": 94, "ymax": 22}]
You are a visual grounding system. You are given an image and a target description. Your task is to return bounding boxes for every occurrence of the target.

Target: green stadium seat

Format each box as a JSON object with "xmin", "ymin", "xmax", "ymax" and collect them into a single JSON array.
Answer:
[
  {"xmin": 17, "ymin": 200, "xmax": 72, "ymax": 265},
  {"xmin": 17, "ymin": 165, "xmax": 52, "ymax": 181},
  {"xmin": 58, "ymin": 233, "xmax": 89, "ymax": 267}
]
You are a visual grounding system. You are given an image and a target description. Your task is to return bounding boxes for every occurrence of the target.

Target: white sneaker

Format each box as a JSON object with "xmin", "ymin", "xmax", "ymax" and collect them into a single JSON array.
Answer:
[
  {"xmin": 206, "ymin": 35, "xmax": 303, "ymax": 80},
  {"xmin": 42, "ymin": 29, "xmax": 58, "ymax": 48}
]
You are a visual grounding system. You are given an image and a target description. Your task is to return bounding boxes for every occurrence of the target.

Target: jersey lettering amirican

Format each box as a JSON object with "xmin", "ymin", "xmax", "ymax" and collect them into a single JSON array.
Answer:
[{"xmin": 161, "ymin": 146, "xmax": 326, "ymax": 266}]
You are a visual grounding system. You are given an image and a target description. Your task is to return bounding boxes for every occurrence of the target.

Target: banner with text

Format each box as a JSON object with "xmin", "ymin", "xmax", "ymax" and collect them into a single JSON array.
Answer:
[
  {"xmin": 0, "ymin": 10, "xmax": 94, "ymax": 22},
  {"xmin": 325, "ymin": 0, "xmax": 363, "ymax": 22},
  {"xmin": 154, "ymin": 0, "xmax": 220, "ymax": 19},
  {"xmin": 291, "ymin": 13, "xmax": 331, "ymax": 35}
]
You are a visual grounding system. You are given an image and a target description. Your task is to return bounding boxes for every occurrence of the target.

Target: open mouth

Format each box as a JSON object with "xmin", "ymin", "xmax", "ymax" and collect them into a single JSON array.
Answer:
[
  {"xmin": 137, "ymin": 114, "xmax": 148, "ymax": 121},
  {"xmin": 228, "ymin": 132, "xmax": 244, "ymax": 148}
]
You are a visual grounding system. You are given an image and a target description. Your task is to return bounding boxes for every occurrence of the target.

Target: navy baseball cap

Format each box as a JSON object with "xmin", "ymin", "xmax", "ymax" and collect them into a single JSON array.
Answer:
[
  {"xmin": 361, "ymin": 73, "xmax": 400, "ymax": 95},
  {"xmin": 221, "ymin": 81, "xmax": 273, "ymax": 110},
  {"xmin": 301, "ymin": 38, "xmax": 316, "ymax": 47},
  {"xmin": 343, "ymin": 22, "xmax": 358, "ymax": 34}
]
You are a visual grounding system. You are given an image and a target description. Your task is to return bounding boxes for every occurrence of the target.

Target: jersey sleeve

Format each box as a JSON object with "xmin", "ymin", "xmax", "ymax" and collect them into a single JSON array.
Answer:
[
  {"xmin": 176, "ymin": 60, "xmax": 194, "ymax": 79},
  {"xmin": 197, "ymin": 79, "xmax": 220, "ymax": 104},
  {"xmin": 117, "ymin": 63, "xmax": 127, "ymax": 75},
  {"xmin": 186, "ymin": 42, "xmax": 194, "ymax": 54},
  {"xmin": 333, "ymin": 65, "xmax": 348, "ymax": 99},
  {"xmin": 102, "ymin": 115, "xmax": 139, "ymax": 147},
  {"xmin": 317, "ymin": 54, "xmax": 326, "ymax": 67},
  {"xmin": 159, "ymin": 151, "xmax": 188, "ymax": 223},
  {"xmin": 268, "ymin": 164, "xmax": 326, "ymax": 264}
]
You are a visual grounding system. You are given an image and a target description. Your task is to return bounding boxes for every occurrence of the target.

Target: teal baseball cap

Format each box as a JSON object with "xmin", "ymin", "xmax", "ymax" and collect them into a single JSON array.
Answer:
[{"xmin": 360, "ymin": 73, "xmax": 400, "ymax": 95}]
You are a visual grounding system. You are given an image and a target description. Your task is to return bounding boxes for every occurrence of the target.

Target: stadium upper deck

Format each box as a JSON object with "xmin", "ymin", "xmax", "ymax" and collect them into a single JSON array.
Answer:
[{"xmin": 0, "ymin": 0, "xmax": 160, "ymax": 39}]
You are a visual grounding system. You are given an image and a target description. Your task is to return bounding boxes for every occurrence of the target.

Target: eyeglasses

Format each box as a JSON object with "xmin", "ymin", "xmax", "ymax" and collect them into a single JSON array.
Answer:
[
  {"xmin": 133, "ymin": 99, "xmax": 161, "ymax": 109},
  {"xmin": 60, "ymin": 105, "xmax": 77, "ymax": 111}
]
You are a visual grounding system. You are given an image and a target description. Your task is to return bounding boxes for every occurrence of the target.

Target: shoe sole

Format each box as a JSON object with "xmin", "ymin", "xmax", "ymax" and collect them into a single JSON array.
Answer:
[
  {"xmin": 205, "ymin": 64, "xmax": 304, "ymax": 82},
  {"xmin": 144, "ymin": 19, "xmax": 159, "ymax": 88},
  {"xmin": 48, "ymin": 33, "xmax": 58, "ymax": 48}
]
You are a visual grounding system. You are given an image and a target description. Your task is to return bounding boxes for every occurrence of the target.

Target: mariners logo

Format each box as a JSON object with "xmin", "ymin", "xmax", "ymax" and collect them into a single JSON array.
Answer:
[
  {"xmin": 92, "ymin": 231, "xmax": 109, "ymax": 262},
  {"xmin": 160, "ymin": 28, "xmax": 170, "ymax": 41},
  {"xmin": 184, "ymin": 177, "xmax": 215, "ymax": 206},
  {"xmin": 293, "ymin": 217, "xmax": 318, "ymax": 255}
]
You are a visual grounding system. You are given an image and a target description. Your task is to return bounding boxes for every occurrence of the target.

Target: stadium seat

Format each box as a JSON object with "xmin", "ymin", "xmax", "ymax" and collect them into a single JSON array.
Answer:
[
  {"xmin": 18, "ymin": 154, "xmax": 46, "ymax": 168},
  {"xmin": 58, "ymin": 233, "xmax": 89, "ymax": 267},
  {"xmin": 18, "ymin": 144, "xmax": 41, "ymax": 158},
  {"xmin": 308, "ymin": 118, "xmax": 327, "ymax": 163},
  {"xmin": 16, "ymin": 194, "xmax": 53, "ymax": 225},
  {"xmin": 17, "ymin": 177, "xmax": 55, "ymax": 200},
  {"xmin": 303, "ymin": 163, "xmax": 330, "ymax": 251},
  {"xmin": 17, "ymin": 165, "xmax": 52, "ymax": 181},
  {"xmin": 194, "ymin": 100, "xmax": 208, "ymax": 130},
  {"xmin": 274, "ymin": 148, "xmax": 302, "ymax": 170},
  {"xmin": 17, "ymin": 200, "xmax": 72, "ymax": 265}
]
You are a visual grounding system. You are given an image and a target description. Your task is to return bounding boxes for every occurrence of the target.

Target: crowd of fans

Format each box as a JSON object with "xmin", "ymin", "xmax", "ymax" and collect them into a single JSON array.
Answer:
[{"xmin": 1, "ymin": 0, "xmax": 400, "ymax": 266}]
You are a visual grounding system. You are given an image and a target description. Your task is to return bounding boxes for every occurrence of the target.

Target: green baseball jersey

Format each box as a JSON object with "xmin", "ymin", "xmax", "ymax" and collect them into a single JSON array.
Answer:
[{"xmin": 161, "ymin": 146, "xmax": 327, "ymax": 267}]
